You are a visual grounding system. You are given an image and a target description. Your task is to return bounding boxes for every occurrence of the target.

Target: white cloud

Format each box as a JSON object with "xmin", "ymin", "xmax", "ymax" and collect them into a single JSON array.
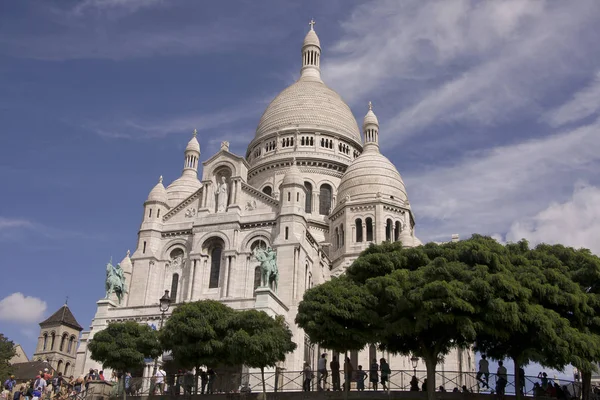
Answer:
[
  {"xmin": 503, "ymin": 183, "xmax": 600, "ymax": 255},
  {"xmin": 543, "ymin": 71, "xmax": 600, "ymax": 128},
  {"xmin": 0, "ymin": 217, "xmax": 34, "ymax": 231},
  {"xmin": 323, "ymin": 0, "xmax": 600, "ymax": 144},
  {"xmin": 0, "ymin": 293, "xmax": 47, "ymax": 324},
  {"xmin": 408, "ymin": 118, "xmax": 600, "ymax": 242},
  {"xmin": 72, "ymin": 0, "xmax": 163, "ymax": 16}
]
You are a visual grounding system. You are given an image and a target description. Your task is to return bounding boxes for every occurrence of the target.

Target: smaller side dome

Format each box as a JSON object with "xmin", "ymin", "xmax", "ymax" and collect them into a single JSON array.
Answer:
[
  {"xmin": 282, "ymin": 159, "xmax": 304, "ymax": 186},
  {"xmin": 185, "ymin": 129, "xmax": 200, "ymax": 153},
  {"xmin": 147, "ymin": 176, "xmax": 167, "ymax": 203},
  {"xmin": 120, "ymin": 249, "xmax": 132, "ymax": 274}
]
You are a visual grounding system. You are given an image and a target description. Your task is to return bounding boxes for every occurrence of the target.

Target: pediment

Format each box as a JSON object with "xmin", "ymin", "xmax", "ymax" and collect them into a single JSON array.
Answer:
[{"xmin": 162, "ymin": 188, "xmax": 203, "ymax": 222}]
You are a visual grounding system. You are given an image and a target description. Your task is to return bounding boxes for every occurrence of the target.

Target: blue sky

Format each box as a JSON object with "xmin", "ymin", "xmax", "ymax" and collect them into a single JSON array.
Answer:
[{"xmin": 1, "ymin": 0, "xmax": 599, "ymax": 378}]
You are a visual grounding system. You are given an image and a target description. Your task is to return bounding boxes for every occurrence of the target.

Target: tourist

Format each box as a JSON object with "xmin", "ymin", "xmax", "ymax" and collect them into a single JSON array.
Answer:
[
  {"xmin": 51, "ymin": 373, "xmax": 63, "ymax": 395},
  {"xmin": 124, "ymin": 373, "xmax": 132, "ymax": 396},
  {"xmin": 317, "ymin": 353, "xmax": 328, "ymax": 391},
  {"xmin": 538, "ymin": 372, "xmax": 549, "ymax": 390},
  {"xmin": 1, "ymin": 387, "xmax": 9, "ymax": 400},
  {"xmin": 33, "ymin": 376, "xmax": 46, "ymax": 392},
  {"xmin": 343, "ymin": 357, "xmax": 354, "ymax": 391},
  {"xmin": 477, "ymin": 354, "xmax": 489, "ymax": 389},
  {"xmin": 302, "ymin": 363, "xmax": 312, "ymax": 392},
  {"xmin": 422, "ymin": 378, "xmax": 428, "ymax": 391},
  {"xmin": 330, "ymin": 356, "xmax": 341, "ymax": 391},
  {"xmin": 183, "ymin": 370, "xmax": 193, "ymax": 396},
  {"xmin": 380, "ymin": 358, "xmax": 390, "ymax": 391},
  {"xmin": 438, "ymin": 386, "xmax": 446, "ymax": 392},
  {"xmin": 25, "ymin": 383, "xmax": 34, "ymax": 400},
  {"xmin": 42, "ymin": 369, "xmax": 52, "ymax": 384},
  {"xmin": 462, "ymin": 385, "xmax": 470, "ymax": 393},
  {"xmin": 518, "ymin": 367, "xmax": 525, "ymax": 395},
  {"xmin": 13, "ymin": 386, "xmax": 25, "ymax": 400},
  {"xmin": 453, "ymin": 387, "xmax": 460, "ymax": 393},
  {"xmin": 410, "ymin": 375, "xmax": 419, "ymax": 391},
  {"xmin": 4, "ymin": 376, "xmax": 16, "ymax": 392},
  {"xmin": 496, "ymin": 361, "xmax": 507, "ymax": 398},
  {"xmin": 154, "ymin": 367, "xmax": 166, "ymax": 395},
  {"xmin": 206, "ymin": 369, "xmax": 216, "ymax": 394},
  {"xmin": 199, "ymin": 369, "xmax": 208, "ymax": 394},
  {"xmin": 356, "ymin": 366, "xmax": 366, "ymax": 391},
  {"xmin": 369, "ymin": 358, "xmax": 379, "ymax": 391}
]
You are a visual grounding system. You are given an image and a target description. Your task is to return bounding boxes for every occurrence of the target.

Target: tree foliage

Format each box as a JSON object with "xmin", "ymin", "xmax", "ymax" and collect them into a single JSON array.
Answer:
[
  {"xmin": 159, "ymin": 300, "xmax": 236, "ymax": 369},
  {"xmin": 298, "ymin": 236, "xmax": 600, "ymax": 400},
  {"xmin": 0, "ymin": 333, "xmax": 16, "ymax": 379},
  {"xmin": 226, "ymin": 310, "xmax": 296, "ymax": 393},
  {"xmin": 295, "ymin": 276, "xmax": 378, "ymax": 353},
  {"xmin": 88, "ymin": 321, "xmax": 161, "ymax": 373}
]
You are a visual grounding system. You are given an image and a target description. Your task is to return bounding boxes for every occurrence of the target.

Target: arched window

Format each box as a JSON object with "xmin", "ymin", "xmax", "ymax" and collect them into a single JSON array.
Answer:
[
  {"xmin": 42, "ymin": 333, "xmax": 48, "ymax": 351},
  {"xmin": 305, "ymin": 264, "xmax": 309, "ymax": 290},
  {"xmin": 57, "ymin": 360, "xmax": 63, "ymax": 373},
  {"xmin": 68, "ymin": 336, "xmax": 75, "ymax": 353},
  {"xmin": 386, "ymin": 219, "xmax": 393, "ymax": 241},
  {"xmin": 51, "ymin": 333, "xmax": 56, "ymax": 350},
  {"xmin": 60, "ymin": 333, "xmax": 67, "ymax": 352},
  {"xmin": 340, "ymin": 224, "xmax": 345, "ymax": 246},
  {"xmin": 395, "ymin": 221, "xmax": 401, "ymax": 241},
  {"xmin": 304, "ymin": 182, "xmax": 313, "ymax": 213},
  {"xmin": 170, "ymin": 273, "xmax": 179, "ymax": 302},
  {"xmin": 64, "ymin": 362, "xmax": 70, "ymax": 375},
  {"xmin": 366, "ymin": 217, "xmax": 374, "ymax": 241},
  {"xmin": 251, "ymin": 240, "xmax": 267, "ymax": 251},
  {"xmin": 262, "ymin": 186, "xmax": 273, "ymax": 196},
  {"xmin": 209, "ymin": 246, "xmax": 222, "ymax": 288},
  {"xmin": 355, "ymin": 219, "xmax": 363, "ymax": 242},
  {"xmin": 285, "ymin": 227, "xmax": 289, "ymax": 240},
  {"xmin": 319, "ymin": 184, "xmax": 332, "ymax": 215},
  {"xmin": 334, "ymin": 227, "xmax": 339, "ymax": 249}
]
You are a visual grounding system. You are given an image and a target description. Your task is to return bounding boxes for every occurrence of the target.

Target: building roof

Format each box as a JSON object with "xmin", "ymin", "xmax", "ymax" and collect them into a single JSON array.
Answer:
[
  {"xmin": 147, "ymin": 176, "xmax": 168, "ymax": 204},
  {"xmin": 10, "ymin": 361, "xmax": 55, "ymax": 381},
  {"xmin": 39, "ymin": 304, "xmax": 83, "ymax": 331}
]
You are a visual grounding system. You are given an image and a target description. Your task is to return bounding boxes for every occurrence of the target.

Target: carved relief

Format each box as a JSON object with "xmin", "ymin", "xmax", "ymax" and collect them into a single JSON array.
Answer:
[
  {"xmin": 185, "ymin": 208, "xmax": 196, "ymax": 218},
  {"xmin": 245, "ymin": 200, "xmax": 257, "ymax": 211}
]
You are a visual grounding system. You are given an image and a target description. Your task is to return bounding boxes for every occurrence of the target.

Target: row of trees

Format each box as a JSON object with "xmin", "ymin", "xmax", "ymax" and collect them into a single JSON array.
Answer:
[
  {"xmin": 88, "ymin": 301, "xmax": 296, "ymax": 397},
  {"xmin": 296, "ymin": 235, "xmax": 600, "ymax": 400}
]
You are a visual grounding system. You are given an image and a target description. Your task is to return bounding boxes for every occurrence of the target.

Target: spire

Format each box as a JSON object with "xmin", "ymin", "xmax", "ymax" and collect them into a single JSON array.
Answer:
[
  {"xmin": 183, "ymin": 129, "xmax": 201, "ymax": 177},
  {"xmin": 363, "ymin": 101, "xmax": 380, "ymax": 149},
  {"xmin": 301, "ymin": 19, "xmax": 322, "ymax": 81}
]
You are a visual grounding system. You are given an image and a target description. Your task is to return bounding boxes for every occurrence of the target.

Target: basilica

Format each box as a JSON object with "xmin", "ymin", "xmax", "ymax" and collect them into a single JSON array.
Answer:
[{"xmin": 75, "ymin": 22, "xmax": 474, "ymax": 389}]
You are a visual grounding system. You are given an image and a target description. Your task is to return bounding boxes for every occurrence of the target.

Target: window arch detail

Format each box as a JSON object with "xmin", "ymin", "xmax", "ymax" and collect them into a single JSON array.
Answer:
[
  {"xmin": 319, "ymin": 184, "xmax": 332, "ymax": 215},
  {"xmin": 355, "ymin": 219, "xmax": 363, "ymax": 242},
  {"xmin": 366, "ymin": 217, "xmax": 374, "ymax": 241},
  {"xmin": 304, "ymin": 182, "xmax": 313, "ymax": 213}
]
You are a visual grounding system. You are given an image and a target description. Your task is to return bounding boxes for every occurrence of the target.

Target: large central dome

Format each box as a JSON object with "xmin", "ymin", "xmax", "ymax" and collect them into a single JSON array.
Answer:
[
  {"xmin": 255, "ymin": 78, "xmax": 361, "ymax": 142},
  {"xmin": 253, "ymin": 23, "xmax": 361, "ymax": 144}
]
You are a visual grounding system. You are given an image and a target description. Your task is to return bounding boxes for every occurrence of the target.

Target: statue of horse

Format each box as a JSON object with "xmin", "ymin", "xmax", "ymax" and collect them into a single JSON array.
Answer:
[
  {"xmin": 252, "ymin": 247, "xmax": 279, "ymax": 292},
  {"xmin": 105, "ymin": 261, "xmax": 127, "ymax": 304}
]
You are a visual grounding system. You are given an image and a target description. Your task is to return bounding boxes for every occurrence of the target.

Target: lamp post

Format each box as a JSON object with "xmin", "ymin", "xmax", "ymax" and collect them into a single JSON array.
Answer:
[
  {"xmin": 152, "ymin": 290, "xmax": 172, "ymax": 376},
  {"xmin": 410, "ymin": 356, "xmax": 419, "ymax": 376}
]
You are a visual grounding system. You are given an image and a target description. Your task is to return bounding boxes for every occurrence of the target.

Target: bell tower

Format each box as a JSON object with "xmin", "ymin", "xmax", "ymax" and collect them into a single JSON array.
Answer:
[{"xmin": 33, "ymin": 303, "xmax": 83, "ymax": 377}]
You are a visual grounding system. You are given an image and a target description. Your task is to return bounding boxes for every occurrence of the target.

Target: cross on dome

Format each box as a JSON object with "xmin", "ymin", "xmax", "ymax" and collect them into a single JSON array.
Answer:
[
  {"xmin": 159, "ymin": 175, "xmax": 163, "ymax": 184},
  {"xmin": 368, "ymin": 101, "xmax": 372, "ymax": 110},
  {"xmin": 193, "ymin": 128, "xmax": 197, "ymax": 137},
  {"xmin": 309, "ymin": 19, "xmax": 316, "ymax": 30}
]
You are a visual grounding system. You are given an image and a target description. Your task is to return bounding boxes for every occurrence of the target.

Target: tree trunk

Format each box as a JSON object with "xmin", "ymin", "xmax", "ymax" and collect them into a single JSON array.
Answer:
[
  {"xmin": 582, "ymin": 370, "xmax": 591, "ymax": 400},
  {"xmin": 261, "ymin": 367, "xmax": 266, "ymax": 395},
  {"xmin": 424, "ymin": 355, "xmax": 437, "ymax": 400},
  {"xmin": 195, "ymin": 365, "xmax": 200, "ymax": 395},
  {"xmin": 514, "ymin": 359, "xmax": 521, "ymax": 400}
]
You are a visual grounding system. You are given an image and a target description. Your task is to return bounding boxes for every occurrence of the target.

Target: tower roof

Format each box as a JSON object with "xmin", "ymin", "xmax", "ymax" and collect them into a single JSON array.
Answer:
[
  {"xmin": 303, "ymin": 19, "xmax": 321, "ymax": 48},
  {"xmin": 147, "ymin": 176, "xmax": 168, "ymax": 204},
  {"xmin": 39, "ymin": 304, "xmax": 83, "ymax": 331},
  {"xmin": 185, "ymin": 129, "xmax": 200, "ymax": 153}
]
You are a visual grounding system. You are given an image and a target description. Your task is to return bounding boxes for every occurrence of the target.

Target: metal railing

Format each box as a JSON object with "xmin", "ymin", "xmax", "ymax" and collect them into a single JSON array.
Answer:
[{"xmin": 112, "ymin": 370, "xmax": 583, "ymax": 397}]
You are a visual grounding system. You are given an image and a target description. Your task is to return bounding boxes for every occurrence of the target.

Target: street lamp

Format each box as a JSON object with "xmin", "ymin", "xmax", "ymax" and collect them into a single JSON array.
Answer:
[
  {"xmin": 411, "ymin": 356, "xmax": 419, "ymax": 376},
  {"xmin": 152, "ymin": 290, "xmax": 171, "ymax": 375}
]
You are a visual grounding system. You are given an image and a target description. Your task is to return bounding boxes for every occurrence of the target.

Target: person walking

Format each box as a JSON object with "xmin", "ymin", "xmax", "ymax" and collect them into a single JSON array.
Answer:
[
  {"xmin": 302, "ymin": 363, "xmax": 313, "ymax": 392},
  {"xmin": 496, "ymin": 361, "xmax": 507, "ymax": 399},
  {"xmin": 380, "ymin": 358, "xmax": 390, "ymax": 391},
  {"xmin": 330, "ymin": 356, "xmax": 341, "ymax": 391},
  {"xmin": 369, "ymin": 359, "xmax": 379, "ymax": 391},
  {"xmin": 317, "ymin": 353, "xmax": 328, "ymax": 391},
  {"xmin": 477, "ymin": 354, "xmax": 490, "ymax": 389},
  {"xmin": 154, "ymin": 367, "xmax": 166, "ymax": 395},
  {"xmin": 343, "ymin": 357, "xmax": 354, "ymax": 392}
]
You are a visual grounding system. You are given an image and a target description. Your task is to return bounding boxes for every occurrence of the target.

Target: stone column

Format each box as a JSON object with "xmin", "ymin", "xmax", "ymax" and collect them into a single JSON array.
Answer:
[{"xmin": 221, "ymin": 256, "xmax": 231, "ymax": 298}]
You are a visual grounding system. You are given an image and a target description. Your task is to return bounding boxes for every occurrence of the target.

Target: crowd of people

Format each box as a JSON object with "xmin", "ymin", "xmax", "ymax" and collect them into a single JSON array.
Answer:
[{"xmin": 301, "ymin": 353, "xmax": 391, "ymax": 392}]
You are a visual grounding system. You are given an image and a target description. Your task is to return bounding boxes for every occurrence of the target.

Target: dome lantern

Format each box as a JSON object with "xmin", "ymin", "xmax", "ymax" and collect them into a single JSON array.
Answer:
[
  {"xmin": 301, "ymin": 19, "xmax": 322, "ymax": 81},
  {"xmin": 183, "ymin": 129, "xmax": 201, "ymax": 177},
  {"xmin": 146, "ymin": 175, "xmax": 167, "ymax": 204},
  {"xmin": 363, "ymin": 101, "xmax": 380, "ymax": 148}
]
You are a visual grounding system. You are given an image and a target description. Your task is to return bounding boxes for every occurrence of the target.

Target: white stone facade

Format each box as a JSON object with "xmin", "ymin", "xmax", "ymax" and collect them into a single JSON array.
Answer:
[{"xmin": 76, "ymin": 23, "xmax": 474, "ymax": 383}]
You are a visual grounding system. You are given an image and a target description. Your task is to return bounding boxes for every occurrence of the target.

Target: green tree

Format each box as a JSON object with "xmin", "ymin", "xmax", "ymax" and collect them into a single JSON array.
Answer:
[
  {"xmin": 88, "ymin": 321, "xmax": 161, "ymax": 400},
  {"xmin": 526, "ymin": 244, "xmax": 600, "ymax": 400},
  {"xmin": 159, "ymin": 300, "xmax": 236, "ymax": 390},
  {"xmin": 0, "ymin": 333, "xmax": 16, "ymax": 380},
  {"xmin": 226, "ymin": 310, "xmax": 296, "ymax": 394},
  {"xmin": 296, "ymin": 276, "xmax": 378, "ymax": 355}
]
